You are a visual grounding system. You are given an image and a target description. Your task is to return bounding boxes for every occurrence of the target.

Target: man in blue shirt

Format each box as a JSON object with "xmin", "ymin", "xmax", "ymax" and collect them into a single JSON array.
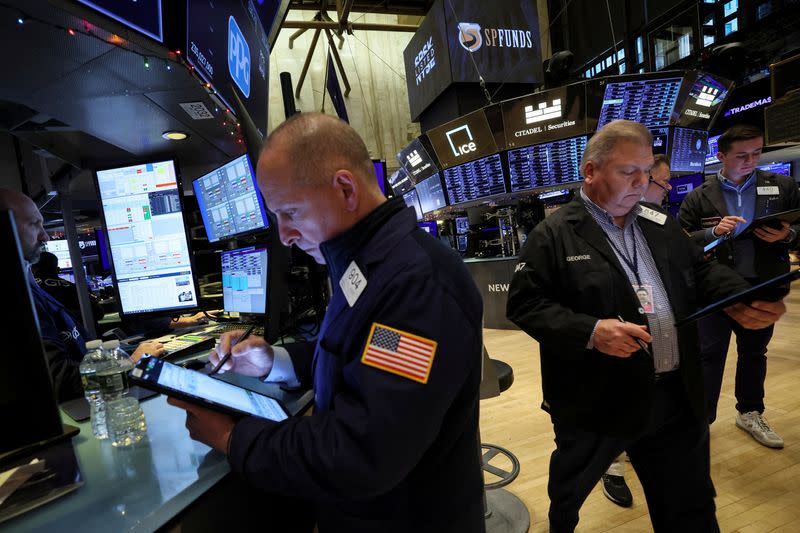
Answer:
[{"xmin": 679, "ymin": 125, "xmax": 800, "ymax": 448}]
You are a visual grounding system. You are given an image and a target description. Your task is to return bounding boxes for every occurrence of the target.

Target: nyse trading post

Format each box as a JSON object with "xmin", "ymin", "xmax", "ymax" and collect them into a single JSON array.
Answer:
[
  {"xmin": 442, "ymin": 154, "xmax": 507, "ymax": 204},
  {"xmin": 598, "ymin": 77, "xmax": 683, "ymax": 128},
  {"xmin": 508, "ymin": 136, "xmax": 588, "ymax": 192}
]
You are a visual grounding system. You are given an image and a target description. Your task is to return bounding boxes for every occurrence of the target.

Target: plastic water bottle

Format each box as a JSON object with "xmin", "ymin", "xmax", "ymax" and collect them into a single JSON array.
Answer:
[
  {"xmin": 100, "ymin": 340, "xmax": 146, "ymax": 447},
  {"xmin": 79, "ymin": 340, "xmax": 110, "ymax": 439}
]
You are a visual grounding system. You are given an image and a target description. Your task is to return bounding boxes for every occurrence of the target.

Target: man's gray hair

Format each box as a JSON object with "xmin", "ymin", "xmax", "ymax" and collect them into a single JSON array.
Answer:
[{"xmin": 580, "ymin": 120, "xmax": 653, "ymax": 176}]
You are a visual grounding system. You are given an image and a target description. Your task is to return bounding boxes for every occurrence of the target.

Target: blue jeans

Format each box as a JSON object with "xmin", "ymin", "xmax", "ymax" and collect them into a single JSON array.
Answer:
[{"xmin": 698, "ymin": 311, "xmax": 774, "ymax": 423}]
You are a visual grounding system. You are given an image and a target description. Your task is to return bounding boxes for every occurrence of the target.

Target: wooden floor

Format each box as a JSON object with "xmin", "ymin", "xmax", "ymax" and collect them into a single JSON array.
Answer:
[{"xmin": 480, "ymin": 289, "xmax": 800, "ymax": 532}]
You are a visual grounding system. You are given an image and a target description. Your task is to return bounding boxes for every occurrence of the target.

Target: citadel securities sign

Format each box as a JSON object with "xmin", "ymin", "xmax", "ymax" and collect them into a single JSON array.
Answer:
[{"xmin": 404, "ymin": 0, "xmax": 542, "ymax": 121}]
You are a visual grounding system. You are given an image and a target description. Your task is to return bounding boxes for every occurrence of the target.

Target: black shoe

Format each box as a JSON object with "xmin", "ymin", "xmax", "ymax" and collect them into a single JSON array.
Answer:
[{"xmin": 602, "ymin": 474, "xmax": 633, "ymax": 507}]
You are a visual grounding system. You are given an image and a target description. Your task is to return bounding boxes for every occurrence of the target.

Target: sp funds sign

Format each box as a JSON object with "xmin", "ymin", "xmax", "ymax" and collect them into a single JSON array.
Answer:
[{"xmin": 404, "ymin": 0, "xmax": 543, "ymax": 122}]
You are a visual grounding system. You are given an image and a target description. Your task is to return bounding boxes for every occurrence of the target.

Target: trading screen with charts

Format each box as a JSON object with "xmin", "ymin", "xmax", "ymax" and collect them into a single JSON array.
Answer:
[{"xmin": 96, "ymin": 161, "xmax": 198, "ymax": 315}]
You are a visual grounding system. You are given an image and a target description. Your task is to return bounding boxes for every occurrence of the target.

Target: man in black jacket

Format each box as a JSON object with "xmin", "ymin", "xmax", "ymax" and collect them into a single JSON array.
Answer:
[
  {"xmin": 679, "ymin": 125, "xmax": 799, "ymax": 448},
  {"xmin": 168, "ymin": 113, "xmax": 485, "ymax": 532},
  {"xmin": 507, "ymin": 120, "xmax": 785, "ymax": 532}
]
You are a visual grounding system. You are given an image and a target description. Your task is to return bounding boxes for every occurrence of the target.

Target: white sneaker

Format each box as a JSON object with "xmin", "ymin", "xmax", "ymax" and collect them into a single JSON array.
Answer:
[{"xmin": 735, "ymin": 411, "xmax": 784, "ymax": 449}]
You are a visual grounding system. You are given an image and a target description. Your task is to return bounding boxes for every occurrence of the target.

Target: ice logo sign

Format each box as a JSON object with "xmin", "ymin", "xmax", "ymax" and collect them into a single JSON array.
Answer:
[
  {"xmin": 228, "ymin": 16, "xmax": 251, "ymax": 98},
  {"xmin": 458, "ymin": 22, "xmax": 482, "ymax": 52},
  {"xmin": 445, "ymin": 125, "xmax": 477, "ymax": 157}
]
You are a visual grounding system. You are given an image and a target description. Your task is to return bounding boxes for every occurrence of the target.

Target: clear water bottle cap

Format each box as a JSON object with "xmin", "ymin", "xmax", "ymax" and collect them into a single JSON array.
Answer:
[
  {"xmin": 102, "ymin": 339, "xmax": 121, "ymax": 350},
  {"xmin": 86, "ymin": 340, "xmax": 103, "ymax": 350}
]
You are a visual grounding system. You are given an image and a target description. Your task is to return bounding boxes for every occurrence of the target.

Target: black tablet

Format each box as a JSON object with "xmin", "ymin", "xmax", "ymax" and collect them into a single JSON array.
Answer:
[
  {"xmin": 675, "ymin": 269, "xmax": 800, "ymax": 327},
  {"xmin": 739, "ymin": 208, "xmax": 800, "ymax": 236},
  {"xmin": 130, "ymin": 357, "xmax": 289, "ymax": 421}
]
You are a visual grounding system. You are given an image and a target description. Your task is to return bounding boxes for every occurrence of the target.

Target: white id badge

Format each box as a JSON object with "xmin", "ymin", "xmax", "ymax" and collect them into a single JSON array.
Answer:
[{"xmin": 633, "ymin": 284, "xmax": 655, "ymax": 314}]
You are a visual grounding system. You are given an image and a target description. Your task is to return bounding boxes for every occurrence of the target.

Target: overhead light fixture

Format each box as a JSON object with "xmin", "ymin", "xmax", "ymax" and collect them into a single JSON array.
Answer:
[{"xmin": 162, "ymin": 131, "xmax": 189, "ymax": 141}]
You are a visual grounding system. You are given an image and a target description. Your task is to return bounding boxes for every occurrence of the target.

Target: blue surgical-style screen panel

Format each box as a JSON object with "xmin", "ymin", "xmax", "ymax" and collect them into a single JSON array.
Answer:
[{"xmin": 193, "ymin": 154, "xmax": 269, "ymax": 243}]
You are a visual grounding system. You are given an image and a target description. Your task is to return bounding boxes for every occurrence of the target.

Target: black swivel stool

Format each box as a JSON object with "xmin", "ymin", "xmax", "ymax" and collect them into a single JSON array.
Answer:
[{"xmin": 479, "ymin": 350, "xmax": 530, "ymax": 533}]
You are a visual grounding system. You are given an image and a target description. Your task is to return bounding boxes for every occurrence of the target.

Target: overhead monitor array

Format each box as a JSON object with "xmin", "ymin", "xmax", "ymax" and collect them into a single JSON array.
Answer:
[{"xmin": 393, "ymin": 71, "xmax": 733, "ymax": 214}]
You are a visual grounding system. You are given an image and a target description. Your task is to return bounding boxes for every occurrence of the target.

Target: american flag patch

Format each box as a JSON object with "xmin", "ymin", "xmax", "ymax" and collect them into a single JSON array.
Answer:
[{"xmin": 361, "ymin": 323, "xmax": 437, "ymax": 384}]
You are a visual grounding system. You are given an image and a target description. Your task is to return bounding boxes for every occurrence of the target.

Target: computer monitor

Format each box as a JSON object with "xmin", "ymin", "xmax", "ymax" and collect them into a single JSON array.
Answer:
[
  {"xmin": 441, "ymin": 153, "xmax": 507, "ymax": 205},
  {"xmin": 221, "ymin": 246, "xmax": 269, "ymax": 315},
  {"xmin": 415, "ymin": 174, "xmax": 448, "ymax": 214},
  {"xmin": 0, "ymin": 210, "xmax": 65, "ymax": 461},
  {"xmin": 95, "ymin": 227, "xmax": 111, "ymax": 270},
  {"xmin": 456, "ymin": 234, "xmax": 468, "ymax": 252},
  {"xmin": 418, "ymin": 220, "xmax": 438, "ymax": 237},
  {"xmin": 95, "ymin": 160, "xmax": 199, "ymax": 316},
  {"xmin": 598, "ymin": 76, "xmax": 683, "ymax": 128},
  {"xmin": 667, "ymin": 173, "xmax": 705, "ymax": 203},
  {"xmin": 508, "ymin": 136, "xmax": 588, "ymax": 192},
  {"xmin": 670, "ymin": 128, "xmax": 707, "ymax": 173},
  {"xmin": 44, "ymin": 239, "xmax": 71, "ymax": 269},
  {"xmin": 402, "ymin": 189, "xmax": 424, "ymax": 221},
  {"xmin": 758, "ymin": 162, "xmax": 792, "ymax": 177},
  {"xmin": 193, "ymin": 154, "xmax": 270, "ymax": 243},
  {"xmin": 389, "ymin": 168, "xmax": 414, "ymax": 195},
  {"xmin": 455, "ymin": 216, "xmax": 470, "ymax": 234},
  {"xmin": 706, "ymin": 134, "xmax": 721, "ymax": 165}
]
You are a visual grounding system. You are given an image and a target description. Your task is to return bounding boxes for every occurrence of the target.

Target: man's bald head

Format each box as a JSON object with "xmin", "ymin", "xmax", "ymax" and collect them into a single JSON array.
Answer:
[
  {"xmin": 0, "ymin": 188, "xmax": 49, "ymax": 262},
  {"xmin": 259, "ymin": 112, "xmax": 377, "ymax": 190}
]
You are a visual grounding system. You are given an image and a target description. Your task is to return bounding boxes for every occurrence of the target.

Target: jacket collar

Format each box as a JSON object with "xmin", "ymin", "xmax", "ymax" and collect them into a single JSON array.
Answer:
[{"xmin": 319, "ymin": 197, "xmax": 407, "ymax": 283}]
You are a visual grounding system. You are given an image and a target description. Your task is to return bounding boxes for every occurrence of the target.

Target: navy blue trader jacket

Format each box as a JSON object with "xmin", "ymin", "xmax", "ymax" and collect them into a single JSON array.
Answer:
[
  {"xmin": 229, "ymin": 198, "xmax": 486, "ymax": 533},
  {"xmin": 29, "ymin": 277, "xmax": 88, "ymax": 402}
]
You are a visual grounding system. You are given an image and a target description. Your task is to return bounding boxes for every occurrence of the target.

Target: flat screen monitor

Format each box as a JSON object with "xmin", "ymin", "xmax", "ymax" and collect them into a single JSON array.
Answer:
[
  {"xmin": 670, "ymin": 128, "xmax": 708, "ymax": 173},
  {"xmin": 667, "ymin": 173, "xmax": 705, "ymax": 203},
  {"xmin": 442, "ymin": 153, "xmax": 507, "ymax": 205},
  {"xmin": 502, "ymin": 82, "xmax": 588, "ymax": 148},
  {"xmin": 222, "ymin": 246, "xmax": 268, "ymax": 315},
  {"xmin": 677, "ymin": 72, "xmax": 732, "ymax": 129},
  {"xmin": 598, "ymin": 76, "xmax": 683, "ymax": 128},
  {"xmin": 508, "ymin": 135, "xmax": 588, "ymax": 192},
  {"xmin": 95, "ymin": 160, "xmax": 199, "ymax": 316},
  {"xmin": 402, "ymin": 189, "xmax": 424, "ymax": 221},
  {"xmin": 398, "ymin": 138, "xmax": 439, "ymax": 183},
  {"xmin": 651, "ymin": 127, "xmax": 670, "ymax": 155},
  {"xmin": 389, "ymin": 168, "xmax": 414, "ymax": 195},
  {"xmin": 455, "ymin": 216, "xmax": 470, "ymax": 234},
  {"xmin": 415, "ymin": 174, "xmax": 447, "ymax": 214},
  {"xmin": 706, "ymin": 134, "xmax": 721, "ymax": 165},
  {"xmin": 186, "ymin": 1, "xmax": 270, "ymax": 138},
  {"xmin": 757, "ymin": 162, "xmax": 792, "ymax": 176},
  {"xmin": 76, "ymin": 0, "xmax": 163, "ymax": 42},
  {"xmin": 43, "ymin": 239, "xmax": 71, "ymax": 269},
  {"xmin": 372, "ymin": 160, "xmax": 387, "ymax": 195},
  {"xmin": 538, "ymin": 189, "xmax": 570, "ymax": 200},
  {"xmin": 427, "ymin": 109, "xmax": 499, "ymax": 169},
  {"xmin": 418, "ymin": 220, "xmax": 438, "ymax": 237},
  {"xmin": 193, "ymin": 154, "xmax": 270, "ymax": 243},
  {"xmin": 456, "ymin": 234, "xmax": 468, "ymax": 252}
]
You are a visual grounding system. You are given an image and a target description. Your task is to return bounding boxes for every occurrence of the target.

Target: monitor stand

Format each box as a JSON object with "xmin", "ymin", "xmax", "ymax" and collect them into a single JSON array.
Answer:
[{"xmin": 0, "ymin": 424, "xmax": 80, "ymax": 469}]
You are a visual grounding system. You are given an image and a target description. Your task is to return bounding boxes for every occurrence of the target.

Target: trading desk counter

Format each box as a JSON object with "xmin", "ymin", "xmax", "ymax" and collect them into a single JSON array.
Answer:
[
  {"xmin": 463, "ymin": 256, "xmax": 520, "ymax": 330},
  {"xmin": 11, "ymin": 386, "xmax": 313, "ymax": 532}
]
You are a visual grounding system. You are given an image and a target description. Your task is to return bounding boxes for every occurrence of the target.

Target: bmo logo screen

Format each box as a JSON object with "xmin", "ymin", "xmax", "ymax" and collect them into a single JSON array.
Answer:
[{"xmin": 427, "ymin": 109, "xmax": 498, "ymax": 169}]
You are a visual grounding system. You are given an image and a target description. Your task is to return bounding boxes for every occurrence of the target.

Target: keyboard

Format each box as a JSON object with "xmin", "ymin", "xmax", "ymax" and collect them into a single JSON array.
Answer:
[
  {"xmin": 210, "ymin": 323, "xmax": 265, "ymax": 338},
  {"xmin": 156, "ymin": 332, "xmax": 217, "ymax": 361}
]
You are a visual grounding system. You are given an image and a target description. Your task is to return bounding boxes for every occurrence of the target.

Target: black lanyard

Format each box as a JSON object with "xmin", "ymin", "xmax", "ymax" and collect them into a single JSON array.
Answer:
[{"xmin": 606, "ymin": 225, "xmax": 642, "ymax": 286}]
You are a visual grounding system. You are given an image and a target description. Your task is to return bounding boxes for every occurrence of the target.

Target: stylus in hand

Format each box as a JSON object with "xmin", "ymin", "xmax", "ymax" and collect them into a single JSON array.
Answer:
[
  {"xmin": 208, "ymin": 324, "xmax": 257, "ymax": 375},
  {"xmin": 616, "ymin": 315, "xmax": 652, "ymax": 357}
]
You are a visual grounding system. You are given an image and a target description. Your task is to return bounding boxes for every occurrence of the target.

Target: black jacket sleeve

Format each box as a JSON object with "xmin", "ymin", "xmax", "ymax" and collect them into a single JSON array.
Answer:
[
  {"xmin": 282, "ymin": 341, "xmax": 316, "ymax": 388},
  {"xmin": 678, "ymin": 188, "xmax": 712, "ymax": 247}
]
